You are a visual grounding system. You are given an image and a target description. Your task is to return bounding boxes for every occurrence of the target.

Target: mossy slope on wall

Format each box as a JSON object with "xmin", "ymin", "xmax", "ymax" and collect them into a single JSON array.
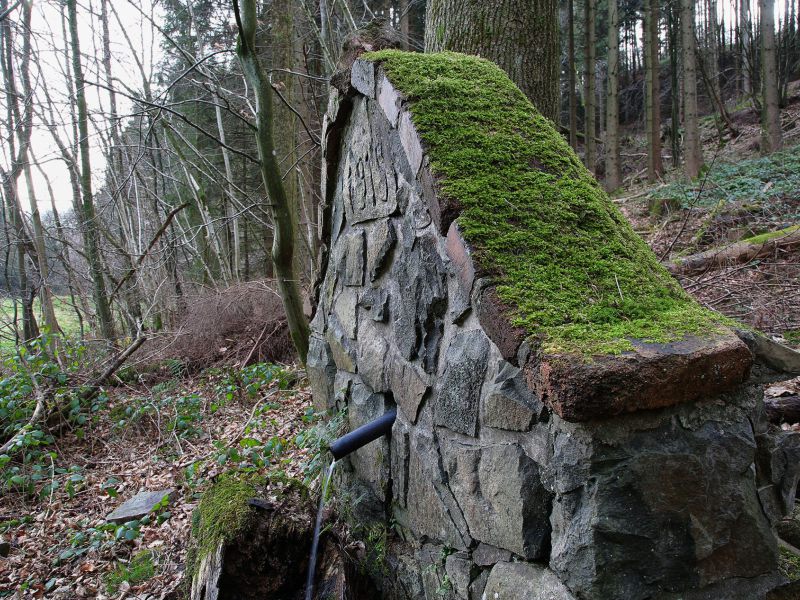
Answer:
[{"xmin": 365, "ymin": 50, "xmax": 725, "ymax": 355}]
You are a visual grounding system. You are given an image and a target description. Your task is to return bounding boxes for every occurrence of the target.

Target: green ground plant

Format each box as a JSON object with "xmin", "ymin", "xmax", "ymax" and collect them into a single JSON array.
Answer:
[
  {"xmin": 650, "ymin": 144, "xmax": 800, "ymax": 210},
  {"xmin": 0, "ymin": 334, "xmax": 108, "ymax": 496},
  {"xmin": 104, "ymin": 550, "xmax": 156, "ymax": 594}
]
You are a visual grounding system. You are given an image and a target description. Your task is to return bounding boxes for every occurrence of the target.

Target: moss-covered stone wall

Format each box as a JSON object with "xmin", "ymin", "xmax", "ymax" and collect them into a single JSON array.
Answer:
[{"xmin": 306, "ymin": 52, "xmax": 794, "ymax": 600}]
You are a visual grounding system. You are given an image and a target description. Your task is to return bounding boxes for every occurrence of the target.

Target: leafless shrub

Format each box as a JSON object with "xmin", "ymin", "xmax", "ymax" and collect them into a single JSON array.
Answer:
[{"xmin": 165, "ymin": 280, "xmax": 296, "ymax": 370}]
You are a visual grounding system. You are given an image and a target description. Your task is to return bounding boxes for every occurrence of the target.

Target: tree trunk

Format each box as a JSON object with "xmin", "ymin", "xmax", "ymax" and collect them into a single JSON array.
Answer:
[
  {"xmin": 681, "ymin": 0, "xmax": 704, "ymax": 178},
  {"xmin": 645, "ymin": 0, "xmax": 663, "ymax": 181},
  {"xmin": 761, "ymin": 0, "xmax": 783, "ymax": 153},
  {"xmin": 741, "ymin": 0, "xmax": 753, "ymax": 97},
  {"xmin": 424, "ymin": 0, "xmax": 560, "ymax": 123},
  {"xmin": 67, "ymin": 0, "xmax": 115, "ymax": 341},
  {"xmin": 568, "ymin": 0, "xmax": 578, "ymax": 149},
  {"xmin": 235, "ymin": 0, "xmax": 310, "ymax": 364},
  {"xmin": 605, "ymin": 0, "xmax": 621, "ymax": 191},
  {"xmin": 583, "ymin": 0, "xmax": 597, "ymax": 174}
]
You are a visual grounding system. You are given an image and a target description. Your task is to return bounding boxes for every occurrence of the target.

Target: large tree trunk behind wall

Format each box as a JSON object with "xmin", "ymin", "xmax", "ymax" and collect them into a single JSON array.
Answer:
[
  {"xmin": 681, "ymin": 0, "xmax": 704, "ymax": 178},
  {"xmin": 605, "ymin": 0, "xmax": 621, "ymax": 191},
  {"xmin": 424, "ymin": 0, "xmax": 560, "ymax": 123},
  {"xmin": 760, "ymin": 0, "xmax": 782, "ymax": 153},
  {"xmin": 583, "ymin": 0, "xmax": 597, "ymax": 175}
]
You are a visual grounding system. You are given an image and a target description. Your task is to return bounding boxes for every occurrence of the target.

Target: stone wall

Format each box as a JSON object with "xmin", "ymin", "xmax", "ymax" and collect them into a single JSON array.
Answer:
[{"xmin": 307, "ymin": 53, "xmax": 800, "ymax": 600}]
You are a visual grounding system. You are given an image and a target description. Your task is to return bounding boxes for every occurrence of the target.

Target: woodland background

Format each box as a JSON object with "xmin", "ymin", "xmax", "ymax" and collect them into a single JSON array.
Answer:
[{"xmin": 1, "ymin": 0, "xmax": 800, "ymax": 597}]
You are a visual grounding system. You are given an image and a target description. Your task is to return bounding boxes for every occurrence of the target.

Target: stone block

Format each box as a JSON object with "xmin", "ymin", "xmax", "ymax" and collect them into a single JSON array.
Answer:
[
  {"xmin": 367, "ymin": 219, "xmax": 396, "ymax": 282},
  {"xmin": 356, "ymin": 328, "xmax": 389, "ymax": 392},
  {"xmin": 347, "ymin": 381, "xmax": 389, "ymax": 501},
  {"xmin": 548, "ymin": 413, "xmax": 777, "ymax": 599},
  {"xmin": 398, "ymin": 111, "xmax": 423, "ymax": 175},
  {"xmin": 107, "ymin": 489, "xmax": 174, "ymax": 523},
  {"xmin": 359, "ymin": 287, "xmax": 389, "ymax": 323},
  {"xmin": 440, "ymin": 435, "xmax": 552, "ymax": 559},
  {"xmin": 388, "ymin": 357, "xmax": 429, "ymax": 423},
  {"xmin": 472, "ymin": 543, "xmax": 512, "ymax": 567},
  {"xmin": 434, "ymin": 330, "xmax": 489, "ymax": 436},
  {"xmin": 483, "ymin": 562, "xmax": 576, "ymax": 600},
  {"xmin": 333, "ymin": 288, "xmax": 358, "ymax": 339},
  {"xmin": 406, "ymin": 429, "xmax": 471, "ymax": 550},
  {"xmin": 306, "ymin": 334, "xmax": 337, "ymax": 409},
  {"xmin": 344, "ymin": 230, "xmax": 365, "ymax": 287},
  {"xmin": 326, "ymin": 318, "xmax": 356, "ymax": 373},
  {"xmin": 390, "ymin": 232, "xmax": 447, "ymax": 370},
  {"xmin": 377, "ymin": 74, "xmax": 401, "ymax": 127},
  {"xmin": 350, "ymin": 59, "xmax": 375, "ymax": 97},
  {"xmin": 341, "ymin": 101, "xmax": 398, "ymax": 224},
  {"xmin": 527, "ymin": 333, "xmax": 753, "ymax": 422},
  {"xmin": 444, "ymin": 552, "xmax": 472, "ymax": 599}
]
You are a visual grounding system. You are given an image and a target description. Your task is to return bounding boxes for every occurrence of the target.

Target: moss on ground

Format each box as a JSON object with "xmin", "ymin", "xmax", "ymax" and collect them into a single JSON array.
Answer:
[
  {"xmin": 364, "ymin": 51, "xmax": 727, "ymax": 355},
  {"xmin": 185, "ymin": 473, "xmax": 264, "ymax": 581},
  {"xmin": 741, "ymin": 224, "xmax": 800, "ymax": 245}
]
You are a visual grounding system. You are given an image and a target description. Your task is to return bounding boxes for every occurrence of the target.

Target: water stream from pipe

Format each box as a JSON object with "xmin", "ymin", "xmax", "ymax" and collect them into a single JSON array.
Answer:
[{"xmin": 305, "ymin": 460, "xmax": 336, "ymax": 600}]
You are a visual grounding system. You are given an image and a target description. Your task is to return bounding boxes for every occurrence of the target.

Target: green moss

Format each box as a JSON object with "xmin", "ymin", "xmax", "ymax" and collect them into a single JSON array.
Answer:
[
  {"xmin": 105, "ymin": 550, "xmax": 155, "ymax": 594},
  {"xmin": 364, "ymin": 51, "xmax": 727, "ymax": 355},
  {"xmin": 741, "ymin": 224, "xmax": 800, "ymax": 245},
  {"xmin": 186, "ymin": 473, "xmax": 264, "ymax": 581},
  {"xmin": 779, "ymin": 547, "xmax": 800, "ymax": 581}
]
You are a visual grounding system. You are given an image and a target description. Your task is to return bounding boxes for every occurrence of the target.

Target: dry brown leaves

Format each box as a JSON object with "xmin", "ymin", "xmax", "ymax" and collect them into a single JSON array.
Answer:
[{"xmin": 0, "ymin": 366, "xmax": 313, "ymax": 599}]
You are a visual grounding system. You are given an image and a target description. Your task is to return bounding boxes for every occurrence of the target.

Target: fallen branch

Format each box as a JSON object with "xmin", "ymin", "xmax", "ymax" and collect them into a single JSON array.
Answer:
[
  {"xmin": 667, "ymin": 225, "xmax": 800, "ymax": 276},
  {"xmin": 0, "ymin": 336, "xmax": 147, "ymax": 456}
]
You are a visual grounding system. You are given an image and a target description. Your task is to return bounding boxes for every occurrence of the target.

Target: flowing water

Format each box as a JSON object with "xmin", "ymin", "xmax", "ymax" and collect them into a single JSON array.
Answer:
[{"xmin": 305, "ymin": 460, "xmax": 337, "ymax": 600}]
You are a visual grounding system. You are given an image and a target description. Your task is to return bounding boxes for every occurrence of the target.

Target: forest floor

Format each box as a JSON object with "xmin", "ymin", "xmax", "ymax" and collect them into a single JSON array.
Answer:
[
  {"xmin": 0, "ymin": 362, "xmax": 324, "ymax": 599},
  {"xmin": 3, "ymin": 94, "xmax": 800, "ymax": 598}
]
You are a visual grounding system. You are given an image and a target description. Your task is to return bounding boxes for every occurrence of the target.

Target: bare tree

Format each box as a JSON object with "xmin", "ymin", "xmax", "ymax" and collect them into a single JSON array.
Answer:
[{"xmin": 234, "ymin": 0, "xmax": 309, "ymax": 363}]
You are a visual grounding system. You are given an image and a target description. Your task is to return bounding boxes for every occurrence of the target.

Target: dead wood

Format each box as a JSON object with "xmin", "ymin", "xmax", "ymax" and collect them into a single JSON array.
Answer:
[{"xmin": 667, "ymin": 226, "xmax": 800, "ymax": 275}]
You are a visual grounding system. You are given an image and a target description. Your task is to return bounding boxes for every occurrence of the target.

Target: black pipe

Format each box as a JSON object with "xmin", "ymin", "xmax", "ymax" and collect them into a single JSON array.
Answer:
[{"xmin": 329, "ymin": 408, "xmax": 397, "ymax": 461}]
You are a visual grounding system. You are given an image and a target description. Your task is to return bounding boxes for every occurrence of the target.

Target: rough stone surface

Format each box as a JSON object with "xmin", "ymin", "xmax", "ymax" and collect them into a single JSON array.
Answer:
[
  {"xmin": 350, "ymin": 59, "xmax": 375, "ymax": 98},
  {"xmin": 472, "ymin": 543, "xmax": 512, "ymax": 567},
  {"xmin": 434, "ymin": 331, "xmax": 489, "ymax": 436},
  {"xmin": 398, "ymin": 110, "xmax": 423, "ymax": 175},
  {"xmin": 547, "ymin": 406, "xmax": 777, "ymax": 599},
  {"xmin": 344, "ymin": 230, "xmax": 365, "ymax": 287},
  {"xmin": 366, "ymin": 219, "xmax": 396, "ymax": 282},
  {"xmin": 347, "ymin": 380, "xmax": 390, "ymax": 501},
  {"xmin": 528, "ymin": 333, "xmax": 753, "ymax": 422},
  {"xmin": 377, "ymin": 74, "xmax": 401, "ymax": 127},
  {"xmin": 444, "ymin": 552, "xmax": 472, "ymax": 599},
  {"xmin": 325, "ymin": 319, "xmax": 356, "ymax": 373},
  {"xmin": 388, "ymin": 357, "xmax": 428, "ymax": 423},
  {"xmin": 107, "ymin": 489, "xmax": 173, "ymax": 523},
  {"xmin": 306, "ymin": 335, "xmax": 337, "ymax": 410},
  {"xmin": 483, "ymin": 562, "xmax": 576, "ymax": 600},
  {"xmin": 406, "ymin": 430, "xmax": 471, "ymax": 550},
  {"xmin": 356, "ymin": 326, "xmax": 389, "ymax": 392},
  {"xmin": 310, "ymin": 60, "xmax": 784, "ymax": 600},
  {"xmin": 440, "ymin": 435, "xmax": 551, "ymax": 559},
  {"xmin": 341, "ymin": 101, "xmax": 397, "ymax": 224}
]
